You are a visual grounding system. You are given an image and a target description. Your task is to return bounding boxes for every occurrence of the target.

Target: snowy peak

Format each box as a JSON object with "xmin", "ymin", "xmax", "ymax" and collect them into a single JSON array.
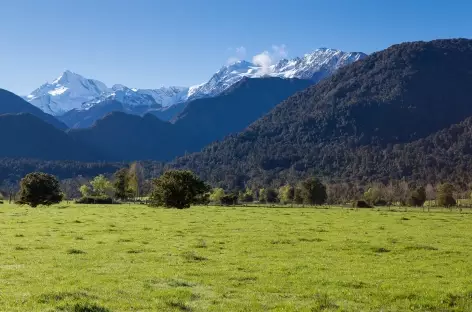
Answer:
[
  {"xmin": 270, "ymin": 49, "xmax": 366, "ymax": 80},
  {"xmin": 188, "ymin": 60, "xmax": 258, "ymax": 98},
  {"xmin": 26, "ymin": 70, "xmax": 109, "ymax": 115},
  {"xmin": 25, "ymin": 47, "xmax": 366, "ymax": 116},
  {"xmin": 187, "ymin": 48, "xmax": 367, "ymax": 99},
  {"xmin": 26, "ymin": 71, "xmax": 189, "ymax": 115},
  {"xmin": 82, "ymin": 85, "xmax": 161, "ymax": 110},
  {"xmin": 137, "ymin": 86, "xmax": 189, "ymax": 107}
]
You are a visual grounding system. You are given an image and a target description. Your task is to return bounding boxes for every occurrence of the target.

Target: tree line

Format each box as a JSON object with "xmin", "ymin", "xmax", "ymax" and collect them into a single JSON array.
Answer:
[{"xmin": 4, "ymin": 164, "xmax": 465, "ymax": 210}]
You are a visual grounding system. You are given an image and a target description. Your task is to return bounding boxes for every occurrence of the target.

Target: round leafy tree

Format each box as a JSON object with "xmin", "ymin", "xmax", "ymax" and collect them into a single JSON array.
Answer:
[
  {"xmin": 149, "ymin": 170, "xmax": 210, "ymax": 209},
  {"xmin": 437, "ymin": 183, "xmax": 456, "ymax": 207},
  {"xmin": 298, "ymin": 177, "xmax": 327, "ymax": 205},
  {"xmin": 17, "ymin": 172, "xmax": 63, "ymax": 207}
]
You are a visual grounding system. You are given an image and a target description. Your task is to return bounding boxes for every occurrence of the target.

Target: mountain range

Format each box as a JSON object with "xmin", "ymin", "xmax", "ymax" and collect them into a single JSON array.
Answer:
[
  {"xmin": 24, "ymin": 48, "xmax": 366, "ymax": 128},
  {"xmin": 0, "ymin": 76, "xmax": 312, "ymax": 161},
  {"xmin": 170, "ymin": 39, "xmax": 472, "ymax": 188},
  {"xmin": 4, "ymin": 39, "xmax": 472, "ymax": 188}
]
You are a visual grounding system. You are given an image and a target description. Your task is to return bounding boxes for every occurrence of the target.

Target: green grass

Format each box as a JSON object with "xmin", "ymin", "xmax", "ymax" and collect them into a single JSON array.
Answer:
[{"xmin": 0, "ymin": 203, "xmax": 472, "ymax": 311}]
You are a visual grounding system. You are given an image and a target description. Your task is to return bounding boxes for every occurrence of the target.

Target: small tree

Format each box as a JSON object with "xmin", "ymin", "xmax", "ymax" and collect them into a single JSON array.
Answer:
[
  {"xmin": 294, "ymin": 187, "xmax": 304, "ymax": 204},
  {"xmin": 79, "ymin": 184, "xmax": 91, "ymax": 197},
  {"xmin": 384, "ymin": 182, "xmax": 395, "ymax": 207},
  {"xmin": 408, "ymin": 186, "xmax": 426, "ymax": 207},
  {"xmin": 149, "ymin": 170, "xmax": 210, "ymax": 209},
  {"xmin": 17, "ymin": 172, "xmax": 63, "ymax": 207},
  {"xmin": 113, "ymin": 168, "xmax": 132, "ymax": 200},
  {"xmin": 425, "ymin": 184, "xmax": 435, "ymax": 207},
  {"xmin": 279, "ymin": 185, "xmax": 294, "ymax": 204},
  {"xmin": 90, "ymin": 175, "xmax": 113, "ymax": 197},
  {"xmin": 299, "ymin": 177, "xmax": 327, "ymax": 205},
  {"xmin": 209, "ymin": 188, "xmax": 225, "ymax": 203},
  {"xmin": 437, "ymin": 183, "xmax": 456, "ymax": 207},
  {"xmin": 239, "ymin": 188, "xmax": 254, "ymax": 203},
  {"xmin": 263, "ymin": 188, "xmax": 279, "ymax": 204},
  {"xmin": 363, "ymin": 186, "xmax": 383, "ymax": 206},
  {"xmin": 128, "ymin": 162, "xmax": 145, "ymax": 199},
  {"xmin": 259, "ymin": 188, "xmax": 267, "ymax": 203}
]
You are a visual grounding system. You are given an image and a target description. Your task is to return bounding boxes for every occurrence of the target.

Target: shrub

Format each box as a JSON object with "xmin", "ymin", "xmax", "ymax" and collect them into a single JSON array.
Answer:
[
  {"xmin": 239, "ymin": 188, "xmax": 254, "ymax": 203},
  {"xmin": 354, "ymin": 200, "xmax": 372, "ymax": 208},
  {"xmin": 220, "ymin": 194, "xmax": 238, "ymax": 206},
  {"xmin": 75, "ymin": 196, "xmax": 114, "ymax": 204},
  {"xmin": 374, "ymin": 199, "xmax": 388, "ymax": 206},
  {"xmin": 262, "ymin": 188, "xmax": 279, "ymax": 204},
  {"xmin": 407, "ymin": 186, "xmax": 426, "ymax": 206}
]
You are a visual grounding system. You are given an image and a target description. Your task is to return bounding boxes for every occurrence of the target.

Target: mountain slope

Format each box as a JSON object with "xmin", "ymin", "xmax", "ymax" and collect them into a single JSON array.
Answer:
[
  {"xmin": 0, "ymin": 114, "xmax": 96, "ymax": 160},
  {"xmin": 171, "ymin": 39, "xmax": 472, "ymax": 188},
  {"xmin": 173, "ymin": 77, "xmax": 313, "ymax": 152},
  {"xmin": 0, "ymin": 89, "xmax": 67, "ymax": 130},
  {"xmin": 59, "ymin": 100, "xmax": 126, "ymax": 129},
  {"xmin": 68, "ymin": 112, "xmax": 180, "ymax": 161},
  {"xmin": 67, "ymin": 77, "xmax": 312, "ymax": 161}
]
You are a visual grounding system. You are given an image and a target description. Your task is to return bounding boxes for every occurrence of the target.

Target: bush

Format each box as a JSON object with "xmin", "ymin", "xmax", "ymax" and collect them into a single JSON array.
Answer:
[
  {"xmin": 354, "ymin": 200, "xmax": 372, "ymax": 208},
  {"xmin": 374, "ymin": 199, "xmax": 388, "ymax": 206},
  {"xmin": 220, "ymin": 194, "xmax": 238, "ymax": 206},
  {"xmin": 438, "ymin": 195, "xmax": 456, "ymax": 207},
  {"xmin": 75, "ymin": 196, "xmax": 114, "ymax": 204},
  {"xmin": 407, "ymin": 186, "xmax": 426, "ymax": 206},
  {"xmin": 263, "ymin": 188, "xmax": 279, "ymax": 204}
]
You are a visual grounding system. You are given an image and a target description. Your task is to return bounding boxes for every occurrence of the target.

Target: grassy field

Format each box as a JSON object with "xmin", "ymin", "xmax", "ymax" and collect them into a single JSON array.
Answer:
[{"xmin": 0, "ymin": 203, "xmax": 471, "ymax": 311}]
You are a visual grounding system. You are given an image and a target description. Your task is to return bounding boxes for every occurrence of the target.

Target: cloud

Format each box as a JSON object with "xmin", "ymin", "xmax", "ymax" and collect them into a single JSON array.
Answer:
[
  {"xmin": 252, "ymin": 44, "xmax": 288, "ymax": 75},
  {"xmin": 252, "ymin": 51, "xmax": 273, "ymax": 75},
  {"xmin": 227, "ymin": 46, "xmax": 247, "ymax": 64}
]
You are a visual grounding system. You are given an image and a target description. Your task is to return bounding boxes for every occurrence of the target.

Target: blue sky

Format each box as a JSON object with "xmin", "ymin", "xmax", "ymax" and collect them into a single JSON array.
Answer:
[{"xmin": 1, "ymin": 0, "xmax": 471, "ymax": 95}]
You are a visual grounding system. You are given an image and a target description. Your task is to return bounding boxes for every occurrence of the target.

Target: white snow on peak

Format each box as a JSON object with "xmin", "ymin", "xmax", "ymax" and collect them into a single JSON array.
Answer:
[
  {"xmin": 187, "ymin": 49, "xmax": 366, "ymax": 100},
  {"xmin": 25, "ymin": 71, "xmax": 190, "ymax": 115},
  {"xmin": 25, "ymin": 70, "xmax": 109, "ymax": 115},
  {"xmin": 25, "ymin": 48, "xmax": 366, "ymax": 116}
]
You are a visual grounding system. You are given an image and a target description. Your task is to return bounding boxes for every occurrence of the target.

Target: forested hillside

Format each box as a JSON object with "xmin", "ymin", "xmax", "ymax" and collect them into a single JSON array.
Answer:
[
  {"xmin": 171, "ymin": 39, "xmax": 472, "ymax": 189},
  {"xmin": 67, "ymin": 77, "xmax": 312, "ymax": 161}
]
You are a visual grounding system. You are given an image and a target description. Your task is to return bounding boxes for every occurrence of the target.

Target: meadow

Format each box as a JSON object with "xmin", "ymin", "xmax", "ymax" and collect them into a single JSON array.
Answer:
[{"xmin": 0, "ymin": 203, "xmax": 471, "ymax": 311}]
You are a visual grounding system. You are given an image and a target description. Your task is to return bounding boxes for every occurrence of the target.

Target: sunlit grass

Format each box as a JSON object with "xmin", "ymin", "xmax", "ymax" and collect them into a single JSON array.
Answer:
[{"xmin": 0, "ymin": 203, "xmax": 471, "ymax": 311}]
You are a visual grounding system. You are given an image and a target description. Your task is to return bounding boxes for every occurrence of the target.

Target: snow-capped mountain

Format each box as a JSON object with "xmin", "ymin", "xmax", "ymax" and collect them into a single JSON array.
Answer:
[
  {"xmin": 25, "ymin": 70, "xmax": 108, "ymax": 116},
  {"xmin": 188, "ymin": 48, "xmax": 366, "ymax": 99},
  {"xmin": 82, "ymin": 84, "xmax": 162, "ymax": 110},
  {"xmin": 25, "ymin": 48, "xmax": 365, "ymax": 117},
  {"xmin": 25, "ymin": 71, "xmax": 189, "ymax": 116},
  {"xmin": 138, "ymin": 86, "xmax": 189, "ymax": 108}
]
